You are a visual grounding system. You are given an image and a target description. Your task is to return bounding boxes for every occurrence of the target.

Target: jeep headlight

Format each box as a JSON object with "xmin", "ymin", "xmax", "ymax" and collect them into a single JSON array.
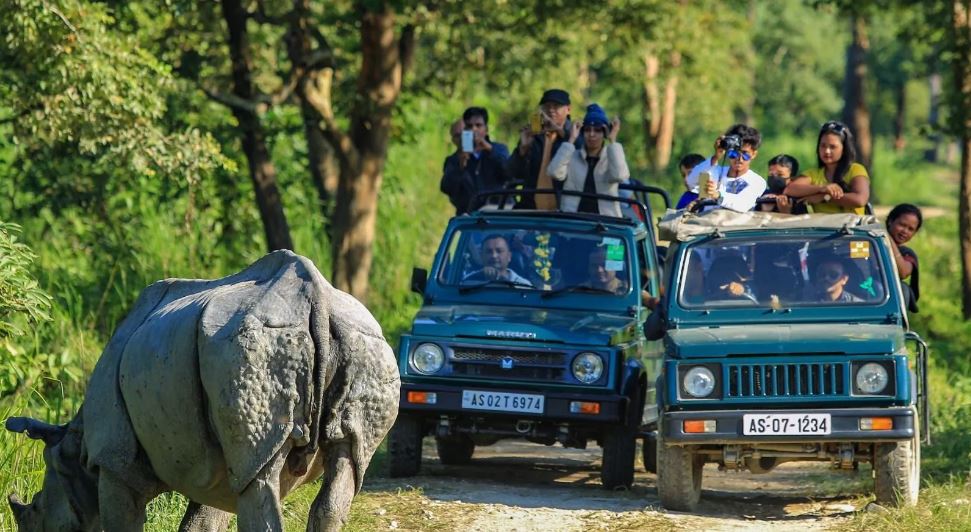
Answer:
[
  {"xmin": 683, "ymin": 366, "xmax": 716, "ymax": 398},
  {"xmin": 855, "ymin": 362, "xmax": 889, "ymax": 394},
  {"xmin": 572, "ymin": 352, "xmax": 604, "ymax": 384},
  {"xmin": 411, "ymin": 343, "xmax": 444, "ymax": 374}
]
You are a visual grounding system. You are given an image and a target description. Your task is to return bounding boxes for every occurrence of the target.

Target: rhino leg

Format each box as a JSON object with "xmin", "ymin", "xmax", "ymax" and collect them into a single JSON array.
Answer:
[
  {"xmin": 179, "ymin": 502, "xmax": 232, "ymax": 532},
  {"xmin": 236, "ymin": 446, "xmax": 289, "ymax": 532},
  {"xmin": 98, "ymin": 470, "xmax": 152, "ymax": 531},
  {"xmin": 307, "ymin": 441, "xmax": 356, "ymax": 532}
]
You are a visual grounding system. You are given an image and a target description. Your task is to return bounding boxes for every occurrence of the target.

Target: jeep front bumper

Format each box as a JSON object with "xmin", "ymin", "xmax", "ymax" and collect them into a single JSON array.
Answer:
[
  {"xmin": 398, "ymin": 382, "xmax": 629, "ymax": 424},
  {"xmin": 662, "ymin": 407, "xmax": 915, "ymax": 444}
]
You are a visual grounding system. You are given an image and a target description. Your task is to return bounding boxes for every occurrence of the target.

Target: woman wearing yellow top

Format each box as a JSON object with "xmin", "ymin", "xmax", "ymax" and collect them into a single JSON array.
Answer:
[{"xmin": 785, "ymin": 121, "xmax": 870, "ymax": 214}]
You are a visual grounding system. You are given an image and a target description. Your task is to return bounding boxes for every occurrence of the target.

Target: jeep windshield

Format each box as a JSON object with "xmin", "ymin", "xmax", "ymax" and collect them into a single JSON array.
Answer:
[
  {"xmin": 437, "ymin": 226, "xmax": 632, "ymax": 296},
  {"xmin": 678, "ymin": 235, "xmax": 888, "ymax": 308}
]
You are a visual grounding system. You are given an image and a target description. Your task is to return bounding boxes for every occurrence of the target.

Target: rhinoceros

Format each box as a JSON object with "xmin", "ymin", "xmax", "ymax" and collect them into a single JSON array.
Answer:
[{"xmin": 6, "ymin": 250, "xmax": 400, "ymax": 531}]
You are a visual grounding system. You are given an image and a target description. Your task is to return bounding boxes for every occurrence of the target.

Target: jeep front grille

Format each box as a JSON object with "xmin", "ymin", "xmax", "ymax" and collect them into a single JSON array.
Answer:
[
  {"xmin": 449, "ymin": 346, "xmax": 566, "ymax": 382},
  {"xmin": 726, "ymin": 362, "xmax": 846, "ymax": 398}
]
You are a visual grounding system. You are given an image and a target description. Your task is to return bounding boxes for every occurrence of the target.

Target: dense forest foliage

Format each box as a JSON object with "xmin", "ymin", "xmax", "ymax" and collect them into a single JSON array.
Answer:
[{"xmin": 2, "ymin": 0, "xmax": 971, "ymax": 527}]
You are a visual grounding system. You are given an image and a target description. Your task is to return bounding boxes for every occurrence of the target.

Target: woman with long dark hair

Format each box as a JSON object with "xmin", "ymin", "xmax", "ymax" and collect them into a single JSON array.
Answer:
[
  {"xmin": 886, "ymin": 203, "xmax": 923, "ymax": 313},
  {"xmin": 785, "ymin": 121, "xmax": 870, "ymax": 214}
]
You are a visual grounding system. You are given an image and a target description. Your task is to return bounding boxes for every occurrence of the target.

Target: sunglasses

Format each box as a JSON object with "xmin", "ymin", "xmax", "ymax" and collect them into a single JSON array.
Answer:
[
  {"xmin": 817, "ymin": 267, "xmax": 844, "ymax": 282},
  {"xmin": 727, "ymin": 150, "xmax": 753, "ymax": 162},
  {"xmin": 822, "ymin": 121, "xmax": 847, "ymax": 134}
]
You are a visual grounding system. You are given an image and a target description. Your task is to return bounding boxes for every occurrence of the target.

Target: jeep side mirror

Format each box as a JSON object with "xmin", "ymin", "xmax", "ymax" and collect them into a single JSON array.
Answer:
[{"xmin": 411, "ymin": 267, "xmax": 428, "ymax": 294}]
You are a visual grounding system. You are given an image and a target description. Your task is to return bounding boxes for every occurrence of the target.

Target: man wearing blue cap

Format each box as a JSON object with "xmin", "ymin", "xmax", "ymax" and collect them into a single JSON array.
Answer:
[
  {"xmin": 547, "ymin": 103, "xmax": 629, "ymax": 217},
  {"xmin": 506, "ymin": 88, "xmax": 574, "ymax": 209}
]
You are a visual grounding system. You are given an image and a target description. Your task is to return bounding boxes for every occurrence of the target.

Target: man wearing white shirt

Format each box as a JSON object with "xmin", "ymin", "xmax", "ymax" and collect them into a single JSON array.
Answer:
[{"xmin": 685, "ymin": 124, "xmax": 766, "ymax": 212}]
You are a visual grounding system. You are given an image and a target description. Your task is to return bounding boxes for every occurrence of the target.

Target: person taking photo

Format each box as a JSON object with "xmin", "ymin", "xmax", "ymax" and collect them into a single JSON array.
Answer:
[{"xmin": 685, "ymin": 124, "xmax": 767, "ymax": 212}]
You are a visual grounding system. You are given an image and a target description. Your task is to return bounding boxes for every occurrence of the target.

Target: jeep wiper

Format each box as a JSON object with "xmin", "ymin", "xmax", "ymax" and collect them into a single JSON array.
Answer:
[
  {"xmin": 541, "ymin": 284, "xmax": 615, "ymax": 299},
  {"xmin": 458, "ymin": 279, "xmax": 532, "ymax": 293}
]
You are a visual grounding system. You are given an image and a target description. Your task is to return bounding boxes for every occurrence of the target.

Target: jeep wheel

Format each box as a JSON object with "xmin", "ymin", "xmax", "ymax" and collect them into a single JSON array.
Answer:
[
  {"xmin": 874, "ymin": 418, "xmax": 920, "ymax": 507},
  {"xmin": 656, "ymin": 434, "xmax": 704, "ymax": 511},
  {"xmin": 436, "ymin": 434, "xmax": 475, "ymax": 465},
  {"xmin": 388, "ymin": 414, "xmax": 423, "ymax": 477},
  {"xmin": 601, "ymin": 425, "xmax": 636, "ymax": 489},
  {"xmin": 642, "ymin": 434, "xmax": 657, "ymax": 474}
]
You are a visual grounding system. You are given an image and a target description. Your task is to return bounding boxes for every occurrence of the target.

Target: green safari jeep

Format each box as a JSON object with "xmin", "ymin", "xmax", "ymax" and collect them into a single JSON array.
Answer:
[
  {"xmin": 649, "ymin": 209, "xmax": 930, "ymax": 511},
  {"xmin": 387, "ymin": 188, "xmax": 666, "ymax": 489}
]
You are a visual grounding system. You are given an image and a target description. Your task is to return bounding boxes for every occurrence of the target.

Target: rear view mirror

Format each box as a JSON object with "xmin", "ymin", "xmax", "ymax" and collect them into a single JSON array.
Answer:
[{"xmin": 411, "ymin": 267, "xmax": 428, "ymax": 294}]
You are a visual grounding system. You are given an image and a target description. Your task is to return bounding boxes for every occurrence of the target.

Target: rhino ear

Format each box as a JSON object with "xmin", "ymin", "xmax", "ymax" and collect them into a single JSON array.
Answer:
[
  {"xmin": 5, "ymin": 417, "xmax": 67, "ymax": 445},
  {"xmin": 8, "ymin": 493, "xmax": 28, "ymax": 523}
]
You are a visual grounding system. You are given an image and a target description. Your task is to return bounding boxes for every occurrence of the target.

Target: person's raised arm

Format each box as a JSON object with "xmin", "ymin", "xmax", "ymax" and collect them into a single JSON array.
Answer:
[
  {"xmin": 547, "ymin": 139, "xmax": 576, "ymax": 181},
  {"xmin": 685, "ymin": 158, "xmax": 714, "ymax": 190},
  {"xmin": 605, "ymin": 117, "xmax": 630, "ymax": 184}
]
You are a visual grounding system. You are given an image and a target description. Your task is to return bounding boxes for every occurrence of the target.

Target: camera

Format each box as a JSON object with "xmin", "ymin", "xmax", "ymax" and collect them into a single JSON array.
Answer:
[{"xmin": 719, "ymin": 134, "xmax": 742, "ymax": 151}]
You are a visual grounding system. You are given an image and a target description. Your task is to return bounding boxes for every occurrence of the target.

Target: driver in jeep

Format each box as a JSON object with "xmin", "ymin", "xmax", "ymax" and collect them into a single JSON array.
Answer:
[{"xmin": 463, "ymin": 234, "xmax": 533, "ymax": 286}]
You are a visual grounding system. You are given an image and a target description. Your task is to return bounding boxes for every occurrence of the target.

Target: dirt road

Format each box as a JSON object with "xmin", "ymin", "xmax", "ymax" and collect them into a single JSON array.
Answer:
[{"xmin": 364, "ymin": 439, "xmax": 871, "ymax": 531}]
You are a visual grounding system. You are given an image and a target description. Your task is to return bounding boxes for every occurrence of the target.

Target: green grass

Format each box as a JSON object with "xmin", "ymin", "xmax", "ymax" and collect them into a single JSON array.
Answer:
[{"xmin": 842, "ymin": 480, "xmax": 971, "ymax": 532}]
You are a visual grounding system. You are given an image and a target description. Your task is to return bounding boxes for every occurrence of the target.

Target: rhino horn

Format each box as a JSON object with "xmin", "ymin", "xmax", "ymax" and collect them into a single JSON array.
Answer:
[
  {"xmin": 5, "ymin": 416, "xmax": 67, "ymax": 445},
  {"xmin": 8, "ymin": 493, "xmax": 28, "ymax": 520}
]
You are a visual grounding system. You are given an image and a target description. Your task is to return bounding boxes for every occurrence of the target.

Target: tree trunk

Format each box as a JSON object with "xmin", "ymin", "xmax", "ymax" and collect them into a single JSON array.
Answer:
[
  {"xmin": 330, "ymin": 6, "xmax": 410, "ymax": 302},
  {"xmin": 655, "ymin": 51, "xmax": 681, "ymax": 172},
  {"xmin": 220, "ymin": 0, "xmax": 293, "ymax": 252},
  {"xmin": 926, "ymin": 72, "xmax": 943, "ymax": 163},
  {"xmin": 842, "ymin": 13, "xmax": 873, "ymax": 170},
  {"xmin": 642, "ymin": 52, "xmax": 661, "ymax": 171},
  {"xmin": 893, "ymin": 82, "xmax": 907, "ymax": 152},
  {"xmin": 952, "ymin": 0, "xmax": 971, "ymax": 318},
  {"xmin": 286, "ymin": 0, "xmax": 338, "ymax": 227}
]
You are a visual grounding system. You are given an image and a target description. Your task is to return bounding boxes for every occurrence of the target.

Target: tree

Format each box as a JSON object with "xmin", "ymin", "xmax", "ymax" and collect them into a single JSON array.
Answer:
[
  {"xmin": 322, "ymin": 4, "xmax": 414, "ymax": 302},
  {"xmin": 0, "ymin": 223, "xmax": 51, "ymax": 338},
  {"xmin": 212, "ymin": 0, "xmax": 294, "ymax": 251},
  {"xmin": 0, "ymin": 0, "xmax": 228, "ymax": 216},
  {"xmin": 950, "ymin": 0, "xmax": 971, "ymax": 318},
  {"xmin": 842, "ymin": 12, "xmax": 874, "ymax": 169}
]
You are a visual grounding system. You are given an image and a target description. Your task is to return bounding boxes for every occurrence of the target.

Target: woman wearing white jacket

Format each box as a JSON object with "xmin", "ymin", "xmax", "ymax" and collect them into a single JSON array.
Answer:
[{"xmin": 547, "ymin": 103, "xmax": 630, "ymax": 217}]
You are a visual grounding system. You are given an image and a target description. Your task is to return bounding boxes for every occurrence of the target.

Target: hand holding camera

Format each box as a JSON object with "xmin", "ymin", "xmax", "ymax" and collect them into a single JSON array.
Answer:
[
  {"xmin": 568, "ymin": 121, "xmax": 582, "ymax": 143},
  {"xmin": 518, "ymin": 126, "xmax": 534, "ymax": 155},
  {"xmin": 608, "ymin": 117, "xmax": 621, "ymax": 142}
]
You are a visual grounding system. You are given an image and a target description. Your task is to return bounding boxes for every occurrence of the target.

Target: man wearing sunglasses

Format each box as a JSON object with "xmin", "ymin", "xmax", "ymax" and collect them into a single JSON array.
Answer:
[
  {"xmin": 685, "ymin": 123, "xmax": 767, "ymax": 212},
  {"xmin": 810, "ymin": 255, "xmax": 862, "ymax": 303}
]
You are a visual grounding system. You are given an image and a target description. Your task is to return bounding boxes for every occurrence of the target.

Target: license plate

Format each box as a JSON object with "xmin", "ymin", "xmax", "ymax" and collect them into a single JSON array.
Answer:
[
  {"xmin": 461, "ymin": 390, "xmax": 544, "ymax": 414},
  {"xmin": 742, "ymin": 413, "xmax": 831, "ymax": 435}
]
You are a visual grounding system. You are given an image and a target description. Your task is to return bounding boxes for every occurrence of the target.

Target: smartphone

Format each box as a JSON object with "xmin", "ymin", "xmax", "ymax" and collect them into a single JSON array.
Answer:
[
  {"xmin": 697, "ymin": 171, "xmax": 711, "ymax": 199},
  {"xmin": 529, "ymin": 111, "xmax": 543, "ymax": 134},
  {"xmin": 461, "ymin": 130, "xmax": 474, "ymax": 153}
]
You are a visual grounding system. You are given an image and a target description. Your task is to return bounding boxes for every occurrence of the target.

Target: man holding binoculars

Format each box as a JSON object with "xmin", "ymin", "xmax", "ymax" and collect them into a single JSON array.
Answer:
[{"xmin": 685, "ymin": 123, "xmax": 767, "ymax": 212}]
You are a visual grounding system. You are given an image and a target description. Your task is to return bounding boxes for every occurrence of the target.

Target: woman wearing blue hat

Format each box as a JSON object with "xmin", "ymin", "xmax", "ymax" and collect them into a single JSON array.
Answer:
[{"xmin": 547, "ymin": 103, "xmax": 629, "ymax": 217}]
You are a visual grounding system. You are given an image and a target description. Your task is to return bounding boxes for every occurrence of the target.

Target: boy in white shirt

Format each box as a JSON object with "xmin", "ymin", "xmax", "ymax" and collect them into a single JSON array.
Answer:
[{"xmin": 685, "ymin": 124, "xmax": 766, "ymax": 212}]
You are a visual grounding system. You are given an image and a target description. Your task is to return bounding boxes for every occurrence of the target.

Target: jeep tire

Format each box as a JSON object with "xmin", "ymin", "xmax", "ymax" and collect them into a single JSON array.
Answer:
[
  {"xmin": 436, "ymin": 434, "xmax": 475, "ymax": 465},
  {"xmin": 388, "ymin": 414, "xmax": 423, "ymax": 477},
  {"xmin": 642, "ymin": 434, "xmax": 658, "ymax": 474},
  {"xmin": 873, "ymin": 414, "xmax": 920, "ymax": 507},
  {"xmin": 656, "ymin": 433, "xmax": 704, "ymax": 511},
  {"xmin": 601, "ymin": 425, "xmax": 636, "ymax": 489}
]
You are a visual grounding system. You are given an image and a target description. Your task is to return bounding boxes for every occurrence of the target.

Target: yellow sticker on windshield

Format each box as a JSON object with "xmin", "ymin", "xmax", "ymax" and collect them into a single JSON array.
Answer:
[{"xmin": 850, "ymin": 241, "xmax": 870, "ymax": 259}]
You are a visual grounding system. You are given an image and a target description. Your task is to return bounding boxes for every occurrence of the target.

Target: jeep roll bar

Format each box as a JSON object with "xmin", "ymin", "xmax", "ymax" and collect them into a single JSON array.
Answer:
[{"xmin": 472, "ymin": 187, "xmax": 654, "ymax": 223}]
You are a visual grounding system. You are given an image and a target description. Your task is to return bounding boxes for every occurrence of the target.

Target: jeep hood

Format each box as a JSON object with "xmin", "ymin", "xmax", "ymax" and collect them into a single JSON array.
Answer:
[
  {"xmin": 666, "ymin": 323, "xmax": 904, "ymax": 358},
  {"xmin": 411, "ymin": 304, "xmax": 638, "ymax": 346}
]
